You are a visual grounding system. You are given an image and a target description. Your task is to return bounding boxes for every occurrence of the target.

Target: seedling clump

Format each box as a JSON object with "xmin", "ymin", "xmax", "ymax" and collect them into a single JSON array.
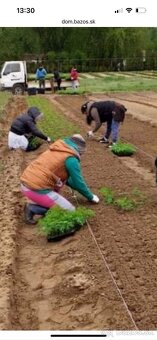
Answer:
[
  {"xmin": 100, "ymin": 186, "xmax": 146, "ymax": 211},
  {"xmin": 99, "ymin": 187, "xmax": 114, "ymax": 204},
  {"xmin": 114, "ymin": 196, "xmax": 136, "ymax": 211},
  {"xmin": 38, "ymin": 206, "xmax": 95, "ymax": 236},
  {"xmin": 28, "ymin": 136, "xmax": 41, "ymax": 148}
]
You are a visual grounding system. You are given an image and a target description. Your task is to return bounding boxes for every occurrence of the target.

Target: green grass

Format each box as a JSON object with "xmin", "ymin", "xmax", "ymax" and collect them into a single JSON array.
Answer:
[
  {"xmin": 38, "ymin": 206, "xmax": 95, "ymax": 236},
  {"xmin": 26, "ymin": 96, "xmax": 80, "ymax": 140},
  {"xmin": 80, "ymin": 76, "xmax": 157, "ymax": 92},
  {"xmin": 27, "ymin": 71, "xmax": 157, "ymax": 92}
]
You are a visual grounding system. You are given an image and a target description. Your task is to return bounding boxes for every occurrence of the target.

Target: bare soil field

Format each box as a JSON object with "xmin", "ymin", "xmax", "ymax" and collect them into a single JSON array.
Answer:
[{"xmin": 1, "ymin": 92, "xmax": 157, "ymax": 330}]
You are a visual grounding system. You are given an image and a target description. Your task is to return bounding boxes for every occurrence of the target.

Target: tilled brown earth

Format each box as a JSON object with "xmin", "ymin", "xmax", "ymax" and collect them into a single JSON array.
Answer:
[{"xmin": 1, "ymin": 93, "xmax": 157, "ymax": 330}]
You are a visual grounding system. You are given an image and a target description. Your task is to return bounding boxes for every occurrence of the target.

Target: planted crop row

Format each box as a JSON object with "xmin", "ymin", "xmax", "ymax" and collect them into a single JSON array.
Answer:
[{"xmin": 100, "ymin": 186, "xmax": 147, "ymax": 211}]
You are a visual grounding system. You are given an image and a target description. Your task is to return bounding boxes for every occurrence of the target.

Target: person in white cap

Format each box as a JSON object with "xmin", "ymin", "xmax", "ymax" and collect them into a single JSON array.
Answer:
[
  {"xmin": 20, "ymin": 134, "xmax": 99, "ymax": 224},
  {"xmin": 81, "ymin": 100, "xmax": 127, "ymax": 145}
]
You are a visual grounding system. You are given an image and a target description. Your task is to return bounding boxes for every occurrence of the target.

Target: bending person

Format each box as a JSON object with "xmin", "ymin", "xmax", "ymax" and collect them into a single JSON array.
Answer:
[
  {"xmin": 8, "ymin": 106, "xmax": 51, "ymax": 151},
  {"xmin": 81, "ymin": 100, "xmax": 127, "ymax": 145},
  {"xmin": 20, "ymin": 134, "xmax": 99, "ymax": 224}
]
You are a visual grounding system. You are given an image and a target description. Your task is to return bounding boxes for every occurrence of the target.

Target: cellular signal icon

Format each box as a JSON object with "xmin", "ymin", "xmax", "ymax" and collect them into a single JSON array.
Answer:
[
  {"xmin": 115, "ymin": 8, "xmax": 123, "ymax": 13},
  {"xmin": 126, "ymin": 8, "xmax": 133, "ymax": 13}
]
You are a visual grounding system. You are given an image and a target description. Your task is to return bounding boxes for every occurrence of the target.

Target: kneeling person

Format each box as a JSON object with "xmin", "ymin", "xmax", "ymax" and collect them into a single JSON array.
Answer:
[
  {"xmin": 20, "ymin": 134, "xmax": 99, "ymax": 224},
  {"xmin": 8, "ymin": 106, "xmax": 51, "ymax": 151}
]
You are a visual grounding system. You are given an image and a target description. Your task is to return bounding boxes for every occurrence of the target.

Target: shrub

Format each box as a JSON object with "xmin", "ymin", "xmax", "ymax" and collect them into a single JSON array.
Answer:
[
  {"xmin": 38, "ymin": 206, "xmax": 95, "ymax": 236},
  {"xmin": 111, "ymin": 141, "xmax": 136, "ymax": 156}
]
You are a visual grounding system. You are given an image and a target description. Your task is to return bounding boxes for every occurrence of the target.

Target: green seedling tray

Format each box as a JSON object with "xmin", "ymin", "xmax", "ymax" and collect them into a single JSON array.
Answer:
[{"xmin": 111, "ymin": 142, "xmax": 136, "ymax": 157}]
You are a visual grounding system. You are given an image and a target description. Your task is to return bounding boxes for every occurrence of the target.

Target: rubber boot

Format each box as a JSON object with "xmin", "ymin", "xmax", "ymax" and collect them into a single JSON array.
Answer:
[{"xmin": 24, "ymin": 203, "xmax": 48, "ymax": 224}]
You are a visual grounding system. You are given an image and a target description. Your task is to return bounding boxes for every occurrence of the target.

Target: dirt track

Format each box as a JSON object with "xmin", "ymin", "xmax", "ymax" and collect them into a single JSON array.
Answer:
[{"xmin": 1, "ymin": 92, "xmax": 157, "ymax": 330}]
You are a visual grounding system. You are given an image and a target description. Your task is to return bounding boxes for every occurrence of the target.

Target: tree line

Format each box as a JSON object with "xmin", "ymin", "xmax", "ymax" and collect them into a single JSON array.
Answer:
[{"xmin": 0, "ymin": 28, "xmax": 157, "ymax": 72}]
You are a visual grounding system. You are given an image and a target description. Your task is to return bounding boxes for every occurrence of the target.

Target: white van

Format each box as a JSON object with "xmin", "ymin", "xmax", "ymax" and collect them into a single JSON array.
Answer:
[
  {"xmin": 0, "ymin": 61, "xmax": 27, "ymax": 95},
  {"xmin": 0, "ymin": 60, "xmax": 80, "ymax": 94}
]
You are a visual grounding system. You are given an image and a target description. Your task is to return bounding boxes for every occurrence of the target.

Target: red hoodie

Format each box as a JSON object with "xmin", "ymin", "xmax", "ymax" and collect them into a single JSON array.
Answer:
[{"xmin": 70, "ymin": 68, "xmax": 78, "ymax": 80}]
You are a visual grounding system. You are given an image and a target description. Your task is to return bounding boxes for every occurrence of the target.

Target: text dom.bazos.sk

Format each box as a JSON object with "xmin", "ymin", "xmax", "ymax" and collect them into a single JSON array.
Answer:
[{"xmin": 62, "ymin": 19, "xmax": 95, "ymax": 24}]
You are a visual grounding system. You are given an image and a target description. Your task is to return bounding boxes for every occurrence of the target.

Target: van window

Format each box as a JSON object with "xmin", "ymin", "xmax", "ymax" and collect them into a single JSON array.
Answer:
[{"xmin": 3, "ymin": 63, "xmax": 21, "ymax": 74}]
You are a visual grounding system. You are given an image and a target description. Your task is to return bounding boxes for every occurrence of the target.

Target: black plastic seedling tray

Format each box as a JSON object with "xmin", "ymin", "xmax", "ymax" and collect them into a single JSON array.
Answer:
[
  {"xmin": 47, "ymin": 228, "xmax": 77, "ymax": 242},
  {"xmin": 111, "ymin": 151, "xmax": 134, "ymax": 157}
]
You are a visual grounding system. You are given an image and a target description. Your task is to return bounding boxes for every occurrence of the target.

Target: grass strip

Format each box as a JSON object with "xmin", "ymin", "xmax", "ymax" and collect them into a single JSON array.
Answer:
[{"xmin": 26, "ymin": 96, "xmax": 80, "ymax": 140}]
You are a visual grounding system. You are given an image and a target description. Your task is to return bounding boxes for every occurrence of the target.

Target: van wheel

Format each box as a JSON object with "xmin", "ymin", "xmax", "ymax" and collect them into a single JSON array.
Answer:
[{"xmin": 12, "ymin": 84, "xmax": 24, "ymax": 95}]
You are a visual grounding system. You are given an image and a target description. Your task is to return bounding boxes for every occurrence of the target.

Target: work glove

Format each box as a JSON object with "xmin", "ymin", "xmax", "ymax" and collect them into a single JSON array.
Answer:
[
  {"xmin": 47, "ymin": 136, "xmax": 51, "ymax": 143},
  {"xmin": 87, "ymin": 130, "xmax": 94, "ymax": 138},
  {"xmin": 92, "ymin": 194, "xmax": 99, "ymax": 203}
]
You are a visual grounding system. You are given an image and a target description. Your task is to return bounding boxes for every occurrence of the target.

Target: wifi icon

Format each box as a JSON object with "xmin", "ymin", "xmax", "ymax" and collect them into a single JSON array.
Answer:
[{"xmin": 126, "ymin": 8, "xmax": 133, "ymax": 13}]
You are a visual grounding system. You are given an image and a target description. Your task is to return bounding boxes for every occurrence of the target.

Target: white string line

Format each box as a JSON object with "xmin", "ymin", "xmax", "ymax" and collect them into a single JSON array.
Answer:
[
  {"xmin": 86, "ymin": 220, "xmax": 139, "ymax": 331},
  {"xmin": 73, "ymin": 194, "xmax": 139, "ymax": 330}
]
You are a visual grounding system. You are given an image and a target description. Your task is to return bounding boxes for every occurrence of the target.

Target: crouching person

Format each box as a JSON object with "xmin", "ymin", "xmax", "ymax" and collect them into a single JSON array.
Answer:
[
  {"xmin": 8, "ymin": 106, "xmax": 51, "ymax": 151},
  {"xmin": 20, "ymin": 134, "xmax": 99, "ymax": 224},
  {"xmin": 81, "ymin": 100, "xmax": 127, "ymax": 145}
]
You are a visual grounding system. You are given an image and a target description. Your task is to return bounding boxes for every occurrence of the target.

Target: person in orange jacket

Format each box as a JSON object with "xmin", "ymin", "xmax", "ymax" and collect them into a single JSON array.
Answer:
[{"xmin": 20, "ymin": 134, "xmax": 99, "ymax": 224}]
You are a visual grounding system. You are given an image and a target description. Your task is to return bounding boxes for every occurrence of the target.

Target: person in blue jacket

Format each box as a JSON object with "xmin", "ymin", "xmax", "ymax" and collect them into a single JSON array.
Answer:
[{"xmin": 36, "ymin": 64, "xmax": 47, "ymax": 89}]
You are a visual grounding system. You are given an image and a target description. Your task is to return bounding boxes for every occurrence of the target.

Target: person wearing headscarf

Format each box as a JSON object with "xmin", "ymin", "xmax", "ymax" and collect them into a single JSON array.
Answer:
[{"xmin": 20, "ymin": 134, "xmax": 99, "ymax": 224}]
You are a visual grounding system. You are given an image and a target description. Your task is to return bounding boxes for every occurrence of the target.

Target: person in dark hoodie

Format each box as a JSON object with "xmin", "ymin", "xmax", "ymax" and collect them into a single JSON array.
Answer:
[
  {"xmin": 8, "ymin": 106, "xmax": 51, "ymax": 151},
  {"xmin": 20, "ymin": 134, "xmax": 99, "ymax": 225},
  {"xmin": 81, "ymin": 100, "xmax": 127, "ymax": 145}
]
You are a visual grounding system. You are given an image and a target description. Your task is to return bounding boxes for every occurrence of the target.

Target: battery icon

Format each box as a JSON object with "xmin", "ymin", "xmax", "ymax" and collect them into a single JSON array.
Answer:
[{"xmin": 136, "ymin": 7, "xmax": 147, "ymax": 13}]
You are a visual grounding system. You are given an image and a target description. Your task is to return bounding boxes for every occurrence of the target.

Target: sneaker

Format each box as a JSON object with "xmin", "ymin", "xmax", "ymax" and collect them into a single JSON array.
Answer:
[
  {"xmin": 99, "ymin": 137, "xmax": 109, "ymax": 144},
  {"xmin": 24, "ymin": 204, "xmax": 37, "ymax": 225},
  {"xmin": 109, "ymin": 142, "xmax": 116, "ymax": 148}
]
